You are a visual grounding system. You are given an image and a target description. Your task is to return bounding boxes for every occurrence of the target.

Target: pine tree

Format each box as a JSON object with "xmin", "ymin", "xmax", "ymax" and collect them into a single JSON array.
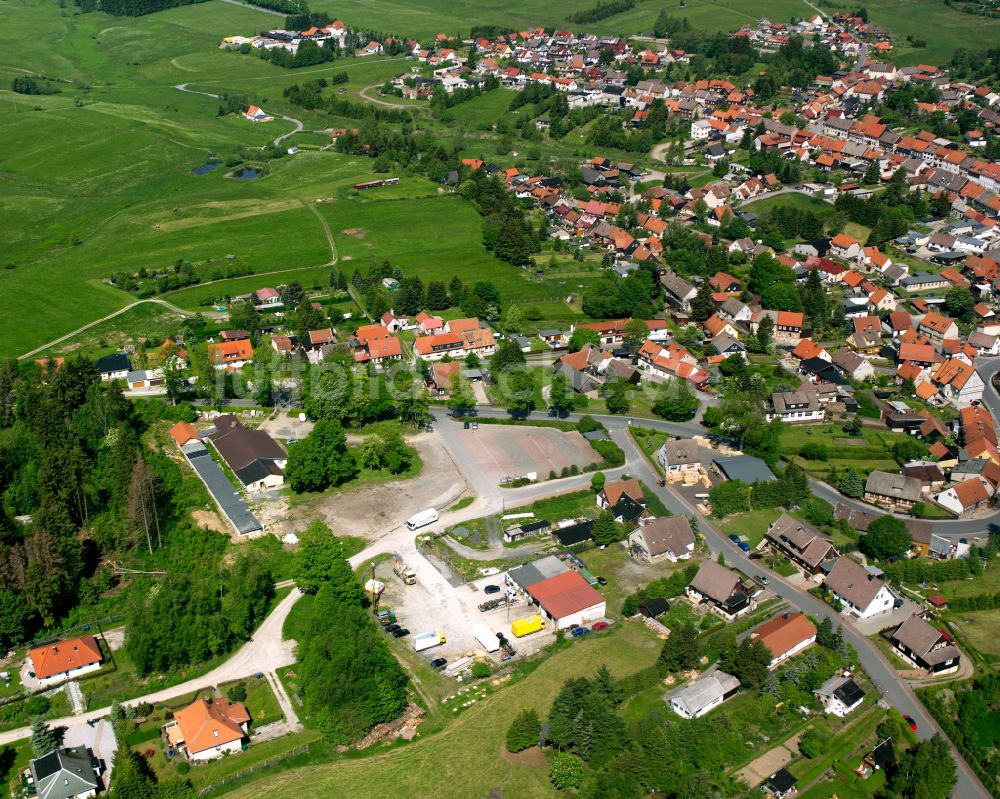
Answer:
[
  {"xmin": 658, "ymin": 623, "xmax": 699, "ymax": 672},
  {"xmin": 756, "ymin": 314, "xmax": 774, "ymax": 353},
  {"xmin": 506, "ymin": 709, "xmax": 541, "ymax": 752},
  {"xmin": 591, "ymin": 510, "xmax": 620, "ymax": 546},
  {"xmin": 690, "ymin": 280, "xmax": 715, "ymax": 322},
  {"xmin": 31, "ymin": 718, "xmax": 61, "ymax": 758},
  {"xmin": 839, "ymin": 468, "xmax": 864, "ymax": 498}
]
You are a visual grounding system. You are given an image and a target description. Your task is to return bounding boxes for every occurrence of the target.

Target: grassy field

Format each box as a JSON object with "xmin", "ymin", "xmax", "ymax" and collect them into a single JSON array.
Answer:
[
  {"xmin": 938, "ymin": 561, "xmax": 1000, "ymax": 600},
  {"xmin": 227, "ymin": 620, "xmax": 661, "ymax": 799},
  {"xmin": 748, "ymin": 192, "xmax": 835, "ymax": 217},
  {"xmin": 2, "ymin": 0, "xmax": 991, "ymax": 357},
  {"xmin": 781, "ymin": 424, "xmax": 916, "ymax": 480}
]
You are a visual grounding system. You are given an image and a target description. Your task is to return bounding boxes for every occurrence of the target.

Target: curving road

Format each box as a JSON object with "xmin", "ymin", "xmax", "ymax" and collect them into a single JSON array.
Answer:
[
  {"xmin": 17, "ymin": 299, "xmax": 192, "ymax": 361},
  {"xmin": 2, "ymin": 374, "xmax": 995, "ymax": 792}
]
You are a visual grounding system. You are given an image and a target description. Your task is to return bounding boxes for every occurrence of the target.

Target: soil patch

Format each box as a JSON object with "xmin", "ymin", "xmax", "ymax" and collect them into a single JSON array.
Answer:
[
  {"xmin": 282, "ymin": 435, "xmax": 464, "ymax": 541},
  {"xmin": 499, "ymin": 745, "xmax": 546, "ymax": 767},
  {"xmin": 191, "ymin": 509, "xmax": 229, "ymax": 534},
  {"xmin": 341, "ymin": 228, "xmax": 367, "ymax": 238},
  {"xmin": 835, "ymin": 438, "xmax": 867, "ymax": 446}
]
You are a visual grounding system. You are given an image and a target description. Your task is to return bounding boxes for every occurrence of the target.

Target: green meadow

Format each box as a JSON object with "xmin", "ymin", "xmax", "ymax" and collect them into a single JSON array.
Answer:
[{"xmin": 0, "ymin": 0, "xmax": 992, "ymax": 356}]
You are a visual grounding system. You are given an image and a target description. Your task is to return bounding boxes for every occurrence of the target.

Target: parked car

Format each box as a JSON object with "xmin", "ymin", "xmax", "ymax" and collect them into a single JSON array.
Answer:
[
  {"xmin": 596, "ymin": 576, "xmax": 608, "ymax": 586},
  {"xmin": 385, "ymin": 623, "xmax": 401, "ymax": 634},
  {"xmin": 571, "ymin": 626, "xmax": 590, "ymax": 637},
  {"xmin": 754, "ymin": 574, "xmax": 769, "ymax": 585},
  {"xmin": 728, "ymin": 534, "xmax": 741, "ymax": 544},
  {"xmin": 738, "ymin": 541, "xmax": 751, "ymax": 553},
  {"xmin": 464, "ymin": 421, "xmax": 470, "ymax": 429},
  {"xmin": 391, "ymin": 627, "xmax": 410, "ymax": 638},
  {"xmin": 471, "ymin": 421, "xmax": 479, "ymax": 430},
  {"xmin": 430, "ymin": 657, "xmax": 447, "ymax": 670},
  {"xmin": 591, "ymin": 621, "xmax": 609, "ymax": 631},
  {"xmin": 484, "ymin": 584, "xmax": 501, "ymax": 595},
  {"xmin": 903, "ymin": 714, "xmax": 918, "ymax": 732}
]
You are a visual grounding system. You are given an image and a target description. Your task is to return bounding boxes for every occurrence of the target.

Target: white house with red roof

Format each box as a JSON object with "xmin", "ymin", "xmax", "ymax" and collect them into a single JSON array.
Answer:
[{"xmin": 244, "ymin": 105, "xmax": 273, "ymax": 122}]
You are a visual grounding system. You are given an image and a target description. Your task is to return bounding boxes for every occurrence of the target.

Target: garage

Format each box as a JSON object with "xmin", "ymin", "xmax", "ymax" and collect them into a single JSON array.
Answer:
[{"xmin": 526, "ymin": 571, "xmax": 607, "ymax": 630}]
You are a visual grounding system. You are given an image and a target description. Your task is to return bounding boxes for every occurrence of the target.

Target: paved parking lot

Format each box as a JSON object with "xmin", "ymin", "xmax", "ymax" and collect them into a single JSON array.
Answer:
[{"xmin": 458, "ymin": 425, "xmax": 600, "ymax": 484}]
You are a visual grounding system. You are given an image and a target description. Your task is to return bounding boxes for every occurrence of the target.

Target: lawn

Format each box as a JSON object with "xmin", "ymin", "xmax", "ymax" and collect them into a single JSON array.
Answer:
[
  {"xmin": 948, "ymin": 607, "xmax": 1000, "ymax": 661},
  {"xmin": 717, "ymin": 508, "xmax": 782, "ymax": 547},
  {"xmin": 449, "ymin": 489, "xmax": 596, "ymax": 550},
  {"xmin": 936, "ymin": 560, "xmax": 1000, "ymax": 600},
  {"xmin": 228, "ymin": 621, "xmax": 662, "ymax": 799},
  {"xmin": 781, "ymin": 424, "xmax": 915, "ymax": 480},
  {"xmin": 748, "ymin": 192, "xmax": 835, "ymax": 218},
  {"xmin": 0, "ymin": 738, "xmax": 34, "ymax": 799},
  {"xmin": 241, "ymin": 675, "xmax": 284, "ymax": 728}
]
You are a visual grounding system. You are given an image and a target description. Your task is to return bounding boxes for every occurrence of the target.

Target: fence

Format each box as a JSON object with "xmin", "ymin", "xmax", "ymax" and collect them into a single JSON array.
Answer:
[{"xmin": 195, "ymin": 744, "xmax": 312, "ymax": 796}]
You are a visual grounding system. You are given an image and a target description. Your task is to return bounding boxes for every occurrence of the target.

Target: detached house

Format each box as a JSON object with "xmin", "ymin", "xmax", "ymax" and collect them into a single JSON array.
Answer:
[
  {"xmin": 929, "ymin": 359, "xmax": 985, "ymax": 407},
  {"xmin": 830, "ymin": 232, "xmax": 862, "ymax": 259},
  {"xmin": 815, "ymin": 675, "xmax": 865, "ymax": 717},
  {"xmin": 749, "ymin": 611, "xmax": 817, "ymax": 669},
  {"xmin": 864, "ymin": 470, "xmax": 922, "ymax": 511},
  {"xmin": 207, "ymin": 339, "xmax": 253, "ymax": 370},
  {"xmin": 598, "ymin": 478, "xmax": 650, "ymax": 526},
  {"xmin": 28, "ymin": 747, "xmax": 101, "ymax": 799},
  {"xmin": 832, "ymin": 348, "xmax": 875, "ymax": 381},
  {"xmin": 660, "ymin": 271, "xmax": 697, "ymax": 310},
  {"xmin": 934, "ymin": 477, "xmax": 992, "ymax": 515},
  {"xmin": 917, "ymin": 311, "xmax": 959, "ymax": 345},
  {"xmin": 825, "ymin": 556, "xmax": 895, "ymax": 620},
  {"xmin": 765, "ymin": 514, "xmax": 837, "ymax": 574},
  {"xmin": 167, "ymin": 697, "xmax": 250, "ymax": 761},
  {"xmin": 655, "ymin": 438, "xmax": 703, "ymax": 475},
  {"xmin": 889, "ymin": 613, "xmax": 961, "ymax": 674},
  {"xmin": 28, "ymin": 635, "xmax": 104, "ymax": 687},
  {"xmin": 627, "ymin": 516, "xmax": 694, "ymax": 563},
  {"xmin": 687, "ymin": 560, "xmax": 756, "ymax": 620},
  {"xmin": 207, "ymin": 415, "xmax": 286, "ymax": 491},
  {"xmin": 774, "ymin": 311, "xmax": 805, "ymax": 344},
  {"xmin": 94, "ymin": 353, "xmax": 132, "ymax": 381},
  {"xmin": 766, "ymin": 389, "xmax": 825, "ymax": 423}
]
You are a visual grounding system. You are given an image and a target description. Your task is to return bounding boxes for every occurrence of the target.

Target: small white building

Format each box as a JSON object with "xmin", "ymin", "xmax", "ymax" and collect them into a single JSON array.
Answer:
[
  {"xmin": 814, "ymin": 675, "xmax": 865, "ymax": 717},
  {"xmin": 666, "ymin": 670, "xmax": 741, "ymax": 719}
]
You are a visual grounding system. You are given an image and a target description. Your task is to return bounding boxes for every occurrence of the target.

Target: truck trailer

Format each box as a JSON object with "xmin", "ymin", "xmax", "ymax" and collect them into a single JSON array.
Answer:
[
  {"xmin": 473, "ymin": 623, "xmax": 501, "ymax": 653},
  {"xmin": 413, "ymin": 631, "xmax": 446, "ymax": 652},
  {"xmin": 406, "ymin": 508, "xmax": 439, "ymax": 530},
  {"xmin": 511, "ymin": 614, "xmax": 544, "ymax": 638}
]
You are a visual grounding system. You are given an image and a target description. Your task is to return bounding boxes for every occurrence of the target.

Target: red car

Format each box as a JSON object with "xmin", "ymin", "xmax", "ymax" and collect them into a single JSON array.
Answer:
[
  {"xmin": 591, "ymin": 621, "xmax": 609, "ymax": 631},
  {"xmin": 903, "ymin": 714, "xmax": 918, "ymax": 732}
]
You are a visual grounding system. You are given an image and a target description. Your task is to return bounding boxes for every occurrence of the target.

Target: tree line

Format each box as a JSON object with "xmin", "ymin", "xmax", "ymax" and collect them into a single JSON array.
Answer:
[
  {"xmin": 292, "ymin": 522, "xmax": 409, "ymax": 742},
  {"xmin": 75, "ymin": 0, "xmax": 209, "ymax": 17},
  {"xmin": 566, "ymin": 0, "xmax": 635, "ymax": 24}
]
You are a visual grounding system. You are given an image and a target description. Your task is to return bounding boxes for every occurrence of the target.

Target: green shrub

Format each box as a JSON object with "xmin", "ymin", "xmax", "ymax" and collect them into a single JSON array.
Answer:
[
  {"xmin": 471, "ymin": 662, "xmax": 491, "ymax": 679},
  {"xmin": 176, "ymin": 761, "xmax": 190, "ymax": 775},
  {"xmin": 227, "ymin": 683, "xmax": 248, "ymax": 703}
]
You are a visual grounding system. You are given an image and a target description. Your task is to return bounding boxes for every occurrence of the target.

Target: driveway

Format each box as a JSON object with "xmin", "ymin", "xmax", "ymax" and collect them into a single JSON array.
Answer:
[{"xmin": 0, "ymin": 589, "xmax": 301, "ymax": 746}]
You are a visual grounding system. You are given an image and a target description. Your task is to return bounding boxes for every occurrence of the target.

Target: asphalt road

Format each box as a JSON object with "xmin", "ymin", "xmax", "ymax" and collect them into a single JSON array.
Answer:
[{"xmin": 608, "ymin": 426, "xmax": 990, "ymax": 799}]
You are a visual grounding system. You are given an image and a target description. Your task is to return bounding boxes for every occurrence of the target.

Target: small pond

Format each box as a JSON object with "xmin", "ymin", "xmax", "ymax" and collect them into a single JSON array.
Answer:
[
  {"xmin": 230, "ymin": 166, "xmax": 261, "ymax": 180},
  {"xmin": 190, "ymin": 161, "xmax": 221, "ymax": 176}
]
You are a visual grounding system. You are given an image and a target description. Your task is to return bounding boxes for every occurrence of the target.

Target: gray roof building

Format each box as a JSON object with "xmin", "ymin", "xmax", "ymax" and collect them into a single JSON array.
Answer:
[
  {"xmin": 666, "ymin": 670, "xmax": 741, "ymax": 718},
  {"xmin": 864, "ymin": 470, "xmax": 922, "ymax": 505},
  {"xmin": 30, "ymin": 747, "xmax": 100, "ymax": 799},
  {"xmin": 713, "ymin": 455, "xmax": 776, "ymax": 484}
]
